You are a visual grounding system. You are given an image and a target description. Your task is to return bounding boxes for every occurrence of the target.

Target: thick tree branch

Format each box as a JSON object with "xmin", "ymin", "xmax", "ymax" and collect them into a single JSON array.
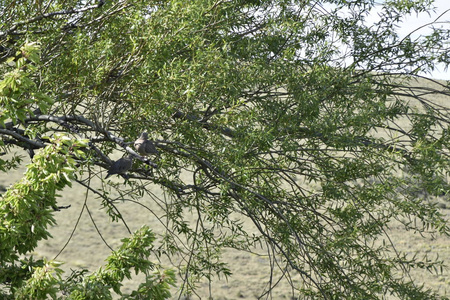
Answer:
[{"xmin": 0, "ymin": 128, "xmax": 45, "ymax": 148}]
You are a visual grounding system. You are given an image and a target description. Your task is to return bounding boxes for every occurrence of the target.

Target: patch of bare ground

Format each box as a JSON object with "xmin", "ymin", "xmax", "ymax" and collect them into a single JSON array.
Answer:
[{"xmin": 1, "ymin": 153, "xmax": 449, "ymax": 299}]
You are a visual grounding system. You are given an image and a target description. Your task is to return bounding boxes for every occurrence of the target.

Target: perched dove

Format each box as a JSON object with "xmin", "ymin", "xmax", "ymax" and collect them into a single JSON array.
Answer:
[
  {"xmin": 134, "ymin": 132, "xmax": 158, "ymax": 157},
  {"xmin": 105, "ymin": 154, "xmax": 133, "ymax": 179}
]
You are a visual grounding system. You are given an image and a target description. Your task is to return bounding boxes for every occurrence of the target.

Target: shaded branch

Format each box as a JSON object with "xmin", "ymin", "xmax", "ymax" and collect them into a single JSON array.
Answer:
[
  {"xmin": 0, "ymin": 128, "xmax": 45, "ymax": 148},
  {"xmin": 1, "ymin": 2, "xmax": 105, "ymax": 38},
  {"xmin": 172, "ymin": 110, "xmax": 238, "ymax": 138}
]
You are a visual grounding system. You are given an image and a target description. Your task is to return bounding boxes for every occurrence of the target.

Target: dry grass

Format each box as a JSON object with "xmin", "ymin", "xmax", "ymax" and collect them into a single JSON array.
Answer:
[{"xmin": 1, "ymin": 77, "xmax": 449, "ymax": 299}]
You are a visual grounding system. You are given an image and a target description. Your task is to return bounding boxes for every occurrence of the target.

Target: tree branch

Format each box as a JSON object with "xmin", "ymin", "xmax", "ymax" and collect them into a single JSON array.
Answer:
[
  {"xmin": 1, "ymin": 2, "xmax": 105, "ymax": 37},
  {"xmin": 0, "ymin": 128, "xmax": 45, "ymax": 148}
]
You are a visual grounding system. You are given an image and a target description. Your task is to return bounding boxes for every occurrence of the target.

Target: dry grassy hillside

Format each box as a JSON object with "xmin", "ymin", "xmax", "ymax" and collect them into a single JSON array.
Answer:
[{"xmin": 1, "ymin": 77, "xmax": 449, "ymax": 299}]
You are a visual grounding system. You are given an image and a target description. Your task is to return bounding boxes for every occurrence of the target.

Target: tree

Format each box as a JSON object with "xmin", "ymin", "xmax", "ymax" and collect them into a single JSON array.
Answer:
[{"xmin": 1, "ymin": 0, "xmax": 449, "ymax": 299}]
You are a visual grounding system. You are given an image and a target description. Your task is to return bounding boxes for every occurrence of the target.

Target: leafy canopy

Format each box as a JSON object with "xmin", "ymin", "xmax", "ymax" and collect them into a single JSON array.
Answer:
[{"xmin": 0, "ymin": 0, "xmax": 449, "ymax": 299}]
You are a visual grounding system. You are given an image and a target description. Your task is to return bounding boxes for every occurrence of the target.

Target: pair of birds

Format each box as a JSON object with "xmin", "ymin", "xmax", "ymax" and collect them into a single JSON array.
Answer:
[{"xmin": 105, "ymin": 132, "xmax": 158, "ymax": 179}]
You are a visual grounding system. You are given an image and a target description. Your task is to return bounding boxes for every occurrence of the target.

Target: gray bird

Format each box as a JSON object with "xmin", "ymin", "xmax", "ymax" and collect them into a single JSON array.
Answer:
[
  {"xmin": 134, "ymin": 132, "xmax": 158, "ymax": 156},
  {"xmin": 105, "ymin": 155, "xmax": 133, "ymax": 179}
]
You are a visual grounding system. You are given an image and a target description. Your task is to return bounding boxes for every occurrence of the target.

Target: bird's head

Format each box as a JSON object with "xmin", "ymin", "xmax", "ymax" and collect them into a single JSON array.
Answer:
[{"xmin": 139, "ymin": 132, "xmax": 149, "ymax": 140}]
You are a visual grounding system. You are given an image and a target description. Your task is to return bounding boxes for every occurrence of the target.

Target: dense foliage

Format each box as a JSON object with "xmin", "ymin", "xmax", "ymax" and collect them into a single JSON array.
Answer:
[{"xmin": 1, "ymin": 0, "xmax": 449, "ymax": 299}]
